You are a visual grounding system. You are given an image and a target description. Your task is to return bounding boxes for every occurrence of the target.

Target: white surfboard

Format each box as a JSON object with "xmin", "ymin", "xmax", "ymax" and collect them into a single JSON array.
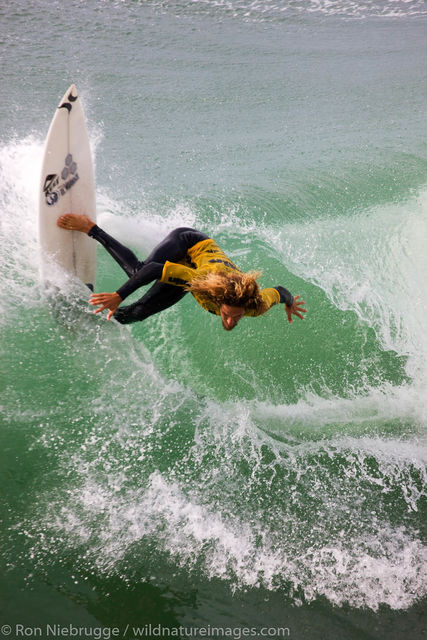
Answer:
[{"xmin": 39, "ymin": 84, "xmax": 96, "ymax": 290}]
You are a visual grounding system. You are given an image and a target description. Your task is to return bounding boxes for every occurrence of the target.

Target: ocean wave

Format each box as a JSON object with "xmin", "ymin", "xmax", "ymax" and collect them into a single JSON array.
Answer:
[
  {"xmin": 2, "ymin": 130, "xmax": 426, "ymax": 614},
  {"xmin": 141, "ymin": 0, "xmax": 427, "ymax": 21}
]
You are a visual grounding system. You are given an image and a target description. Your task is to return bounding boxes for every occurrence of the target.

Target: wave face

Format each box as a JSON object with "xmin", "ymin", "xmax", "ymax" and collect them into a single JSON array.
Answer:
[{"xmin": 1, "ymin": 0, "xmax": 426, "ymax": 637}]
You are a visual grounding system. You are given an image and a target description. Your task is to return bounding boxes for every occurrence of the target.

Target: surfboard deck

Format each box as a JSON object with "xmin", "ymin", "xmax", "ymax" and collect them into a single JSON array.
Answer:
[{"xmin": 39, "ymin": 84, "xmax": 96, "ymax": 290}]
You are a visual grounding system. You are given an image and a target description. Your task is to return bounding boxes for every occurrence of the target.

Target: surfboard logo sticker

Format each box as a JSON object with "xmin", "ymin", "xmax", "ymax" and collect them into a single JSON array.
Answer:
[
  {"xmin": 43, "ymin": 153, "xmax": 80, "ymax": 205},
  {"xmin": 59, "ymin": 89, "xmax": 78, "ymax": 112}
]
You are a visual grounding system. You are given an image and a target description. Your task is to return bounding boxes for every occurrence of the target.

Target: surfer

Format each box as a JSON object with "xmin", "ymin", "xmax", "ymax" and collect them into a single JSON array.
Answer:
[{"xmin": 57, "ymin": 214, "xmax": 306, "ymax": 330}]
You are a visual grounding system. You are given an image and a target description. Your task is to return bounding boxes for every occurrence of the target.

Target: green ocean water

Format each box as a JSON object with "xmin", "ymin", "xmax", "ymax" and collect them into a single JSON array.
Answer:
[{"xmin": 1, "ymin": 1, "xmax": 426, "ymax": 639}]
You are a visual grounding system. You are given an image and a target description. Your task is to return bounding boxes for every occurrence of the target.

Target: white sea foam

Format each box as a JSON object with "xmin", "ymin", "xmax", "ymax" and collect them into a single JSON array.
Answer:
[
  {"xmin": 0, "ymin": 136, "xmax": 43, "ymax": 319},
  {"xmin": 26, "ymin": 366, "xmax": 426, "ymax": 610},
  {"xmin": 34, "ymin": 452, "xmax": 426, "ymax": 610},
  {"xmin": 148, "ymin": 0, "xmax": 427, "ymax": 20},
  {"xmin": 266, "ymin": 188, "xmax": 427, "ymax": 380},
  {"xmin": 254, "ymin": 382, "xmax": 427, "ymax": 436}
]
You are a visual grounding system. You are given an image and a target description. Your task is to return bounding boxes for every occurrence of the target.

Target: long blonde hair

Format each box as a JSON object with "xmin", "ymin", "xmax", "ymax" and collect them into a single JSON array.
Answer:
[{"xmin": 187, "ymin": 270, "xmax": 268, "ymax": 314}]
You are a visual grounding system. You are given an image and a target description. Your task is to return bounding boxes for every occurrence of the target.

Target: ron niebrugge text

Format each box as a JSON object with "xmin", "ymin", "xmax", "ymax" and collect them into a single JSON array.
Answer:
[{"xmin": 2, "ymin": 626, "xmax": 118, "ymax": 639}]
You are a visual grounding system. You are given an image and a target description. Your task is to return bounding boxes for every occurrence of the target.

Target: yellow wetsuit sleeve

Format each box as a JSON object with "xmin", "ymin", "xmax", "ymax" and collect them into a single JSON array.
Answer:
[
  {"xmin": 161, "ymin": 261, "xmax": 197, "ymax": 287},
  {"xmin": 244, "ymin": 288, "xmax": 281, "ymax": 317}
]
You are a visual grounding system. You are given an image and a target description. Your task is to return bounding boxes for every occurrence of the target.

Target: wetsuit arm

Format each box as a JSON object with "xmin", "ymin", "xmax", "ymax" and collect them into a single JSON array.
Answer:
[
  {"xmin": 116, "ymin": 262, "xmax": 164, "ymax": 300},
  {"xmin": 244, "ymin": 286, "xmax": 294, "ymax": 317},
  {"xmin": 274, "ymin": 286, "xmax": 294, "ymax": 307}
]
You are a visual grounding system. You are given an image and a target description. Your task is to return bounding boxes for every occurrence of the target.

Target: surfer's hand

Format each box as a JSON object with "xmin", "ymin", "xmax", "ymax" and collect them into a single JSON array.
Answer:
[
  {"xmin": 285, "ymin": 295, "xmax": 307, "ymax": 324},
  {"xmin": 89, "ymin": 292, "xmax": 122, "ymax": 321}
]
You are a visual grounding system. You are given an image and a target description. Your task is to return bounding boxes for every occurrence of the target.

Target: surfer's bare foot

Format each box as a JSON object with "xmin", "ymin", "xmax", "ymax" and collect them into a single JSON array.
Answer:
[{"xmin": 57, "ymin": 214, "xmax": 95, "ymax": 234}]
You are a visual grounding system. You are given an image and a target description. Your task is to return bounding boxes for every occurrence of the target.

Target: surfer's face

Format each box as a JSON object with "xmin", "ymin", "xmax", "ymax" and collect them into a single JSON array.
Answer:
[{"xmin": 219, "ymin": 304, "xmax": 245, "ymax": 331}]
